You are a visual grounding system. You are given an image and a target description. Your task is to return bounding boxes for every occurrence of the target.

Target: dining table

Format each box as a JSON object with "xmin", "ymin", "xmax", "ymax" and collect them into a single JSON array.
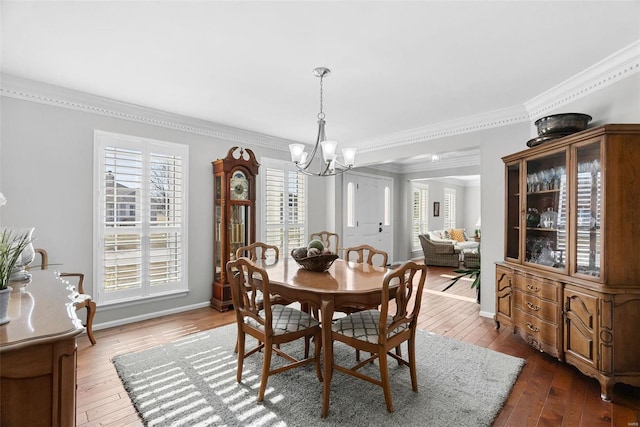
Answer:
[{"xmin": 255, "ymin": 257, "xmax": 392, "ymax": 418}]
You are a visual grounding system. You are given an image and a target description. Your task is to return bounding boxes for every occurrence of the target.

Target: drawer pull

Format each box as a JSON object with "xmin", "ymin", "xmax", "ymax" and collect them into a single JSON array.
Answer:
[
  {"xmin": 526, "ymin": 322, "xmax": 540, "ymax": 332},
  {"xmin": 526, "ymin": 284, "xmax": 540, "ymax": 292},
  {"xmin": 526, "ymin": 301, "xmax": 540, "ymax": 311}
]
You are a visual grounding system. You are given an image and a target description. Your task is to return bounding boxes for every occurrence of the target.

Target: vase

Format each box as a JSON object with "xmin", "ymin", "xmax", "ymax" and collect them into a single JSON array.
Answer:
[
  {"xmin": 540, "ymin": 208, "xmax": 558, "ymax": 229},
  {"xmin": 0, "ymin": 286, "xmax": 13, "ymax": 325}
]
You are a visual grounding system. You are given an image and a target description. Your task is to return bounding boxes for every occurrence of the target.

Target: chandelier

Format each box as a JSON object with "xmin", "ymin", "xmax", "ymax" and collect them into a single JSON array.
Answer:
[{"xmin": 289, "ymin": 67, "xmax": 357, "ymax": 176}]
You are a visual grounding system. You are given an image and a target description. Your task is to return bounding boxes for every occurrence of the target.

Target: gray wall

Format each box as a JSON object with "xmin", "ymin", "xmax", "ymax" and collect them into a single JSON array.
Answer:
[
  {"xmin": 1, "ymin": 71, "xmax": 638, "ymax": 326},
  {"xmin": 0, "ymin": 95, "xmax": 329, "ymax": 326}
]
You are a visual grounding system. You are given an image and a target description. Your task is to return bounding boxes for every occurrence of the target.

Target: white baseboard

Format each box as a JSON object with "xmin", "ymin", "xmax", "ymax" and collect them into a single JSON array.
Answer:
[
  {"xmin": 92, "ymin": 301, "xmax": 212, "ymax": 331},
  {"xmin": 479, "ymin": 310, "xmax": 495, "ymax": 320}
]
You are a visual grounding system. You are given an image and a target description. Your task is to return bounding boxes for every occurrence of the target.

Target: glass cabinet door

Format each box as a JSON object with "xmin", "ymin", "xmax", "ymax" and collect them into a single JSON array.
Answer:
[
  {"xmin": 505, "ymin": 162, "xmax": 520, "ymax": 261},
  {"xmin": 214, "ymin": 176, "xmax": 222, "ymax": 282},
  {"xmin": 229, "ymin": 204, "xmax": 250, "ymax": 261},
  {"xmin": 573, "ymin": 140, "xmax": 602, "ymax": 278},
  {"xmin": 214, "ymin": 204, "xmax": 221, "ymax": 281},
  {"xmin": 524, "ymin": 150, "xmax": 568, "ymax": 271}
]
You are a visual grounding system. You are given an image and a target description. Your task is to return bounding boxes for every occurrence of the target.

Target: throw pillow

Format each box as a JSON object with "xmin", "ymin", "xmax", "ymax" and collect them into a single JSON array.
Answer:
[
  {"xmin": 442, "ymin": 230, "xmax": 451, "ymax": 239},
  {"xmin": 449, "ymin": 228, "xmax": 466, "ymax": 242}
]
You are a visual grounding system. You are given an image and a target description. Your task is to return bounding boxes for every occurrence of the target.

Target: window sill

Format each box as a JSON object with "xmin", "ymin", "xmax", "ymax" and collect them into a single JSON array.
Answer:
[{"xmin": 97, "ymin": 289, "xmax": 189, "ymax": 309}]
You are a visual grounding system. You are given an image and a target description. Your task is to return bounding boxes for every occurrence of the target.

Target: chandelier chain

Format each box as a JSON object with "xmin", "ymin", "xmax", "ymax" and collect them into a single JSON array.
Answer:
[{"xmin": 318, "ymin": 75, "xmax": 325, "ymax": 120}]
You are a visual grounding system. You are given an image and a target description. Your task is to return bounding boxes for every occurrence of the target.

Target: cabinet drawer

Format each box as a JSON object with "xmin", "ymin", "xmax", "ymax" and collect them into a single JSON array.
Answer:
[
  {"xmin": 513, "ymin": 291, "xmax": 559, "ymax": 323},
  {"xmin": 513, "ymin": 272, "xmax": 559, "ymax": 302},
  {"xmin": 514, "ymin": 307, "xmax": 560, "ymax": 349}
]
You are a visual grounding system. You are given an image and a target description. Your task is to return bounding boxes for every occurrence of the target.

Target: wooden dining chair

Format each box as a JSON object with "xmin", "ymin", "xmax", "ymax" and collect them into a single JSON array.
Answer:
[
  {"xmin": 235, "ymin": 241, "xmax": 279, "ymax": 264},
  {"xmin": 34, "ymin": 248, "xmax": 97, "ymax": 345},
  {"xmin": 226, "ymin": 257, "xmax": 322, "ymax": 402},
  {"xmin": 329, "ymin": 260, "xmax": 427, "ymax": 413},
  {"xmin": 342, "ymin": 245, "xmax": 389, "ymax": 318},
  {"xmin": 235, "ymin": 241, "xmax": 290, "ymax": 306},
  {"xmin": 309, "ymin": 231, "xmax": 340, "ymax": 255},
  {"xmin": 234, "ymin": 241, "xmax": 294, "ymax": 352},
  {"xmin": 342, "ymin": 244, "xmax": 390, "ymax": 360},
  {"xmin": 344, "ymin": 244, "xmax": 388, "ymax": 268}
]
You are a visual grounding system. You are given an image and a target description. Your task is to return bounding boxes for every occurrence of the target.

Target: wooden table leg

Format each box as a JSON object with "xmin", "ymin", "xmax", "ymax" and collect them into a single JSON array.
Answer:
[{"xmin": 320, "ymin": 296, "xmax": 334, "ymax": 418}]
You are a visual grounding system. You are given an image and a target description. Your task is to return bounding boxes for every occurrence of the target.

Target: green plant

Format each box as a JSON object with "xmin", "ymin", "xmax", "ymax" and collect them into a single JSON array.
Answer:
[
  {"xmin": 0, "ymin": 228, "xmax": 33, "ymax": 290},
  {"xmin": 0, "ymin": 191, "xmax": 35, "ymax": 290},
  {"xmin": 448, "ymin": 251, "xmax": 481, "ymax": 303}
]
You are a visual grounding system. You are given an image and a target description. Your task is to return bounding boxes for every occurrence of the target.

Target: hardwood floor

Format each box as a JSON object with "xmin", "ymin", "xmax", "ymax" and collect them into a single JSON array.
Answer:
[{"xmin": 75, "ymin": 266, "xmax": 639, "ymax": 426}]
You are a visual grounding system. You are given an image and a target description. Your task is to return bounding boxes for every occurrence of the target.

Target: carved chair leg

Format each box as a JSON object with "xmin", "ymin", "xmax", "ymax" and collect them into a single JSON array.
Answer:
[{"xmin": 83, "ymin": 301, "xmax": 97, "ymax": 345}]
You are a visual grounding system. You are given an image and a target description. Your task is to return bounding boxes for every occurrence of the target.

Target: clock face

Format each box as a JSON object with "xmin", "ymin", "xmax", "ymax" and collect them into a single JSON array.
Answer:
[{"xmin": 230, "ymin": 170, "xmax": 249, "ymax": 200}]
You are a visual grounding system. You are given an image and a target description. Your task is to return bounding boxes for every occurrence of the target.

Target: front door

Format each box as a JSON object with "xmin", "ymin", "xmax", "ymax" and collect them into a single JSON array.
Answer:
[{"xmin": 342, "ymin": 172, "xmax": 393, "ymax": 262}]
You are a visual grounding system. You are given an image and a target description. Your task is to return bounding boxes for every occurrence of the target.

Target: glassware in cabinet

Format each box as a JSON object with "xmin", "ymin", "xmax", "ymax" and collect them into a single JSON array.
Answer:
[{"xmin": 524, "ymin": 150, "xmax": 568, "ymax": 270}]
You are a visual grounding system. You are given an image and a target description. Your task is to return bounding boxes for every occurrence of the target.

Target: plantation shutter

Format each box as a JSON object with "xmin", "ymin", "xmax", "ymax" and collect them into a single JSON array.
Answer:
[
  {"xmin": 103, "ymin": 146, "xmax": 144, "ymax": 294},
  {"xmin": 286, "ymin": 169, "xmax": 306, "ymax": 250},
  {"xmin": 95, "ymin": 131, "xmax": 188, "ymax": 304},
  {"xmin": 263, "ymin": 161, "xmax": 307, "ymax": 256},
  {"xmin": 412, "ymin": 184, "xmax": 429, "ymax": 249},
  {"xmin": 444, "ymin": 188, "xmax": 456, "ymax": 229},
  {"xmin": 148, "ymin": 152, "xmax": 183, "ymax": 287}
]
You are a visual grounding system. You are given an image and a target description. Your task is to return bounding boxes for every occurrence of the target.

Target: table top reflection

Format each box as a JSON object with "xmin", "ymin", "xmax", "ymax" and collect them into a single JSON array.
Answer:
[
  {"xmin": 257, "ymin": 257, "xmax": 390, "ymax": 294},
  {"xmin": 0, "ymin": 269, "xmax": 83, "ymax": 352}
]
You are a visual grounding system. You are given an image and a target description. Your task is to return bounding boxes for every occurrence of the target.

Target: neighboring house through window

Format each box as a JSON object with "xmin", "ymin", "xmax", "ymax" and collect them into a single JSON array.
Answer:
[
  {"xmin": 94, "ymin": 130, "xmax": 189, "ymax": 304},
  {"xmin": 262, "ymin": 158, "xmax": 307, "ymax": 256},
  {"xmin": 444, "ymin": 187, "xmax": 457, "ymax": 230},
  {"xmin": 412, "ymin": 182, "xmax": 429, "ymax": 250}
]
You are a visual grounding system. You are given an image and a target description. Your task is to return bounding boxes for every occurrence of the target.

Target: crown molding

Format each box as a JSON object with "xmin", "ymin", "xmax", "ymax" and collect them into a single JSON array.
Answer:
[
  {"xmin": 355, "ymin": 105, "xmax": 529, "ymax": 153},
  {"xmin": 2, "ymin": 39, "xmax": 638, "ymax": 156},
  {"xmin": 0, "ymin": 73, "xmax": 299, "ymax": 152},
  {"xmin": 525, "ymin": 40, "xmax": 640, "ymax": 119},
  {"xmin": 370, "ymin": 151, "xmax": 480, "ymax": 174},
  {"xmin": 357, "ymin": 39, "xmax": 640, "ymax": 153}
]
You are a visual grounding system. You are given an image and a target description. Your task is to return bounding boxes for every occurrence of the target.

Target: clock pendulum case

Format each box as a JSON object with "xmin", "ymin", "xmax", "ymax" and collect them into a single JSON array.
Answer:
[{"xmin": 211, "ymin": 146, "xmax": 259, "ymax": 311}]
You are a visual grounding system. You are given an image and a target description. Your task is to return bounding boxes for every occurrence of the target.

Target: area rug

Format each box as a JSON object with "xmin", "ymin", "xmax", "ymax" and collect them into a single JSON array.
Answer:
[{"xmin": 113, "ymin": 324, "xmax": 525, "ymax": 427}]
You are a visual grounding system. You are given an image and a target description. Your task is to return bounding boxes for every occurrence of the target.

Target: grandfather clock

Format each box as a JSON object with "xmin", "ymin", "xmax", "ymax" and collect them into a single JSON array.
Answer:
[{"xmin": 211, "ymin": 147, "xmax": 259, "ymax": 311}]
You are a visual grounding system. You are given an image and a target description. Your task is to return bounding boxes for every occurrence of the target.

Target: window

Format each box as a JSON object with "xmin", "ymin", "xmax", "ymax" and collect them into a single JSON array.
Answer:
[
  {"xmin": 444, "ymin": 187, "xmax": 457, "ymax": 229},
  {"xmin": 347, "ymin": 182, "xmax": 355, "ymax": 227},
  {"xmin": 94, "ymin": 131, "xmax": 189, "ymax": 304},
  {"xmin": 262, "ymin": 158, "xmax": 307, "ymax": 255},
  {"xmin": 384, "ymin": 186, "xmax": 391, "ymax": 226},
  {"xmin": 412, "ymin": 183, "xmax": 429, "ymax": 249}
]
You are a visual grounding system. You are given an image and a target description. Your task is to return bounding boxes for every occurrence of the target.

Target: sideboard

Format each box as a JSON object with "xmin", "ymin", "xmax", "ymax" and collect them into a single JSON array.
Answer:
[
  {"xmin": 1, "ymin": 269, "xmax": 84, "ymax": 426},
  {"xmin": 496, "ymin": 124, "xmax": 640, "ymax": 401}
]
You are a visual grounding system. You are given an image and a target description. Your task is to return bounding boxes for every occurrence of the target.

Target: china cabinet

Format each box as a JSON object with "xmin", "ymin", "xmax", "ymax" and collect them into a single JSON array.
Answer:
[
  {"xmin": 496, "ymin": 124, "xmax": 640, "ymax": 401},
  {"xmin": 211, "ymin": 147, "xmax": 259, "ymax": 311}
]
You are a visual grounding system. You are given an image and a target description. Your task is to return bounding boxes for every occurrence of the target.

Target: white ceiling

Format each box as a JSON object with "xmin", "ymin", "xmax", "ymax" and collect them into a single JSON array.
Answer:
[{"xmin": 2, "ymin": 1, "xmax": 639, "ymax": 163}]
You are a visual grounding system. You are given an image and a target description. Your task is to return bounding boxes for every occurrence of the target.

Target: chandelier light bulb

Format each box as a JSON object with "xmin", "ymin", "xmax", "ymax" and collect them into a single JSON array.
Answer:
[
  {"xmin": 342, "ymin": 147, "xmax": 357, "ymax": 167},
  {"xmin": 321, "ymin": 140, "xmax": 338, "ymax": 163},
  {"xmin": 289, "ymin": 143, "xmax": 306, "ymax": 163}
]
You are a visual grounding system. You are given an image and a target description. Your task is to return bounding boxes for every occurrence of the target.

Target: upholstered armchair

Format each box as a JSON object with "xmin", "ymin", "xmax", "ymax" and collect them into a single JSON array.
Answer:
[{"xmin": 419, "ymin": 234, "xmax": 461, "ymax": 267}]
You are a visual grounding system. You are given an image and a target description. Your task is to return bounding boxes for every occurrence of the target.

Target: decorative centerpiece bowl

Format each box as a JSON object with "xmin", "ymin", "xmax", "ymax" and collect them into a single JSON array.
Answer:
[
  {"xmin": 291, "ymin": 253, "xmax": 338, "ymax": 272},
  {"xmin": 534, "ymin": 113, "xmax": 592, "ymax": 136}
]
